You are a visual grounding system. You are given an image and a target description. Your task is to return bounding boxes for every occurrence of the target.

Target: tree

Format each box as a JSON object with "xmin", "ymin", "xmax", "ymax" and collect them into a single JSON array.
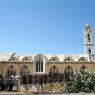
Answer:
[{"xmin": 65, "ymin": 70, "xmax": 95, "ymax": 93}]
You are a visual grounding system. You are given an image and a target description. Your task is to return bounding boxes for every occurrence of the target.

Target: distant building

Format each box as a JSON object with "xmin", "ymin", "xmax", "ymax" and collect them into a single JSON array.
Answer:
[{"xmin": 0, "ymin": 24, "xmax": 94, "ymax": 84}]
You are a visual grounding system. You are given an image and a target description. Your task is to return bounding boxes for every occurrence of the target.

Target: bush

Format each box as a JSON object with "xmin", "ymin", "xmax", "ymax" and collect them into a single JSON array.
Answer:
[{"xmin": 65, "ymin": 70, "xmax": 95, "ymax": 93}]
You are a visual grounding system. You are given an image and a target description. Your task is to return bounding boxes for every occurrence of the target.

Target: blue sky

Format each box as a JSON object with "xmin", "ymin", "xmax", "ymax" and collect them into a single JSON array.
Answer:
[{"xmin": 0, "ymin": 0, "xmax": 95, "ymax": 54}]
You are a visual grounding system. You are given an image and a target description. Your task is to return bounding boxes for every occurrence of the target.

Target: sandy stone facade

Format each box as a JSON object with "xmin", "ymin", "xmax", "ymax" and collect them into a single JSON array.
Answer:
[{"xmin": 0, "ymin": 24, "xmax": 94, "ymax": 84}]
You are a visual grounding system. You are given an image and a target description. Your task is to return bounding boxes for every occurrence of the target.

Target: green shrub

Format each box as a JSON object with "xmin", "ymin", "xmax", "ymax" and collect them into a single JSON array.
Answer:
[{"xmin": 65, "ymin": 70, "xmax": 95, "ymax": 93}]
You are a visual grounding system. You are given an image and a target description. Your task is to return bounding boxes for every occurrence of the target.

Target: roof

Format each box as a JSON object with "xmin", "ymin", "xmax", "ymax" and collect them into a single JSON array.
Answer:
[
  {"xmin": 0, "ymin": 52, "xmax": 90, "ymax": 62},
  {"xmin": 0, "ymin": 52, "xmax": 15, "ymax": 61}
]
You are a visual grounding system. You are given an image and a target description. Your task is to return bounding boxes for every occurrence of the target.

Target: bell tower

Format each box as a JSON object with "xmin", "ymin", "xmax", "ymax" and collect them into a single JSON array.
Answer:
[{"xmin": 84, "ymin": 24, "xmax": 94, "ymax": 62}]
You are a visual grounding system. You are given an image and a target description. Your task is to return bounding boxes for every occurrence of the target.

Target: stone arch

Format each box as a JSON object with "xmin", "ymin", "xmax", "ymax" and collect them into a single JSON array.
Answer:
[
  {"xmin": 6, "ymin": 65, "xmax": 16, "ymax": 78},
  {"xmin": 64, "ymin": 65, "xmax": 74, "ymax": 82},
  {"xmin": 64, "ymin": 57, "xmax": 74, "ymax": 62},
  {"xmin": 20, "ymin": 65, "xmax": 29, "ymax": 76},
  {"xmin": 49, "ymin": 56, "xmax": 60, "ymax": 62},
  {"xmin": 9, "ymin": 56, "xmax": 20, "ymax": 62},
  {"xmin": 8, "ymin": 53, "xmax": 20, "ymax": 62},
  {"xmin": 34, "ymin": 54, "xmax": 47, "ymax": 73},
  {"xmin": 80, "ymin": 65, "xmax": 88, "ymax": 72},
  {"xmin": 48, "ymin": 65, "xmax": 59, "ymax": 83},
  {"xmin": 22, "ymin": 56, "xmax": 33, "ymax": 62},
  {"xmin": 78, "ymin": 57, "xmax": 88, "ymax": 62},
  {"xmin": 34, "ymin": 54, "xmax": 47, "ymax": 61},
  {"xmin": 20, "ymin": 65, "xmax": 30, "ymax": 84}
]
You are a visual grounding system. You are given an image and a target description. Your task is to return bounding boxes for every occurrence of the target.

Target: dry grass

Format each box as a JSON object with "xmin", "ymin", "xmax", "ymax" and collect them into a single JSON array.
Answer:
[{"xmin": 42, "ymin": 82, "xmax": 64, "ymax": 92}]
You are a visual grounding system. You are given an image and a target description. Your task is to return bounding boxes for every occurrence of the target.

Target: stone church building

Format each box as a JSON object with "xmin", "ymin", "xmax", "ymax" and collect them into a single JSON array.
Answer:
[{"xmin": 0, "ymin": 24, "xmax": 94, "ymax": 84}]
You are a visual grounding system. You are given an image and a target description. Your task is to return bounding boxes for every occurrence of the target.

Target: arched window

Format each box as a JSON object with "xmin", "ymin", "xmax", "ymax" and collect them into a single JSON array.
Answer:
[
  {"xmin": 48, "ymin": 66, "xmax": 59, "ymax": 83},
  {"xmin": 7, "ymin": 66, "xmax": 16, "ymax": 77},
  {"xmin": 49, "ymin": 57, "xmax": 60, "ymax": 62},
  {"xmin": 20, "ymin": 65, "xmax": 29, "ymax": 76},
  {"xmin": 34, "ymin": 54, "xmax": 46, "ymax": 73},
  {"xmin": 88, "ymin": 48, "xmax": 91, "ymax": 54},
  {"xmin": 64, "ymin": 66, "xmax": 74, "ymax": 82},
  {"xmin": 36, "ymin": 57, "xmax": 43, "ymax": 72},
  {"xmin": 87, "ymin": 34, "xmax": 90, "ymax": 43},
  {"xmin": 78, "ymin": 57, "xmax": 88, "ymax": 62},
  {"xmin": 9, "ymin": 56, "xmax": 20, "ymax": 62},
  {"xmin": 20, "ymin": 65, "xmax": 29, "ymax": 84},
  {"xmin": 80, "ymin": 65, "xmax": 88, "ymax": 72},
  {"xmin": 22, "ymin": 56, "xmax": 32, "ymax": 62},
  {"xmin": 64, "ymin": 57, "xmax": 74, "ymax": 62}
]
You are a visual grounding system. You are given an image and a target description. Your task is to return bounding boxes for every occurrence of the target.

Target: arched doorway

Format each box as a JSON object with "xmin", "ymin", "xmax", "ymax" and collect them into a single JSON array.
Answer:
[
  {"xmin": 64, "ymin": 66, "xmax": 74, "ymax": 82},
  {"xmin": 48, "ymin": 66, "xmax": 59, "ymax": 83},
  {"xmin": 20, "ymin": 65, "xmax": 29, "ymax": 84}
]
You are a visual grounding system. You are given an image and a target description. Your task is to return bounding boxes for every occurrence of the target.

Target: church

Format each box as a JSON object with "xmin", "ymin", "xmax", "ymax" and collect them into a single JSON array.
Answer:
[{"xmin": 0, "ymin": 24, "xmax": 94, "ymax": 85}]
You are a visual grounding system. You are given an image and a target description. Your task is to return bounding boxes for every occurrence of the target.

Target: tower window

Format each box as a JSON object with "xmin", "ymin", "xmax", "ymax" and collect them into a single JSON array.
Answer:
[
  {"xmin": 88, "ymin": 48, "xmax": 91, "ymax": 54},
  {"xmin": 87, "ymin": 34, "xmax": 90, "ymax": 43}
]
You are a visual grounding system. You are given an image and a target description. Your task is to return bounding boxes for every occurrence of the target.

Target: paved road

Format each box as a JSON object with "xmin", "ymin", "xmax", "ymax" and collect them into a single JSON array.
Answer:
[{"xmin": 0, "ymin": 92, "xmax": 95, "ymax": 95}]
